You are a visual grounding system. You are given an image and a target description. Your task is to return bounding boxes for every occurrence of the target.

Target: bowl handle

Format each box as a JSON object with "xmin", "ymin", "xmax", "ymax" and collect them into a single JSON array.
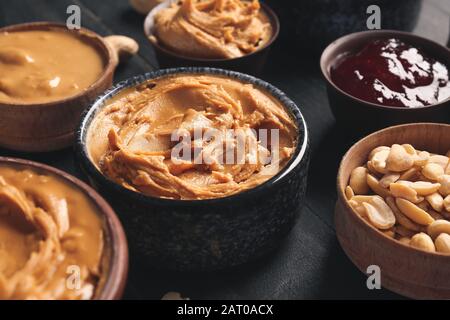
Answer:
[{"xmin": 103, "ymin": 35, "xmax": 139, "ymax": 66}]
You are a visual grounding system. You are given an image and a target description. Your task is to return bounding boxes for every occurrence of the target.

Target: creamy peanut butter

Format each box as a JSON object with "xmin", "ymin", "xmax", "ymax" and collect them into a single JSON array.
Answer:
[
  {"xmin": 0, "ymin": 29, "xmax": 105, "ymax": 104},
  {"xmin": 152, "ymin": 0, "xmax": 273, "ymax": 59},
  {"xmin": 0, "ymin": 165, "xmax": 103, "ymax": 299},
  {"xmin": 88, "ymin": 74, "xmax": 297, "ymax": 200}
]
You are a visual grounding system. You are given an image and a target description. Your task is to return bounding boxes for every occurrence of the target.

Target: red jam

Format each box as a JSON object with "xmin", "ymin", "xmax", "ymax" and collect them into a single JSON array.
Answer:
[{"xmin": 330, "ymin": 38, "xmax": 450, "ymax": 108}]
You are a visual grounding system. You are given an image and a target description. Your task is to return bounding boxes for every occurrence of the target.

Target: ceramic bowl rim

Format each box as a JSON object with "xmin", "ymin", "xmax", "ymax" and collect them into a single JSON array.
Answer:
[
  {"xmin": 143, "ymin": 0, "xmax": 280, "ymax": 62},
  {"xmin": 76, "ymin": 67, "xmax": 309, "ymax": 206},
  {"xmin": 320, "ymin": 29, "xmax": 450, "ymax": 111},
  {"xmin": 0, "ymin": 156, "xmax": 128, "ymax": 299},
  {"xmin": 336, "ymin": 122, "xmax": 450, "ymax": 259}
]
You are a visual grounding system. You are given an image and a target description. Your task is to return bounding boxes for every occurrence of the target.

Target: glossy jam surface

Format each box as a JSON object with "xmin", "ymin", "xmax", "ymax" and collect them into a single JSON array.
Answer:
[{"xmin": 330, "ymin": 38, "xmax": 450, "ymax": 108}]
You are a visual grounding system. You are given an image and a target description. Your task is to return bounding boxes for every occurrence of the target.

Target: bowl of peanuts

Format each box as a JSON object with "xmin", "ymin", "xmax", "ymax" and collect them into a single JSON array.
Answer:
[{"xmin": 335, "ymin": 122, "xmax": 450, "ymax": 299}]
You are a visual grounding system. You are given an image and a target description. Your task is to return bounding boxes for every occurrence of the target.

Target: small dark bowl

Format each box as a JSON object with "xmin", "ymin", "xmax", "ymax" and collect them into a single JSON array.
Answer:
[
  {"xmin": 75, "ymin": 67, "xmax": 309, "ymax": 271},
  {"xmin": 321, "ymin": 30, "xmax": 450, "ymax": 135},
  {"xmin": 266, "ymin": 0, "xmax": 422, "ymax": 53},
  {"xmin": 0, "ymin": 157, "xmax": 128, "ymax": 300},
  {"xmin": 143, "ymin": 1, "xmax": 279, "ymax": 75}
]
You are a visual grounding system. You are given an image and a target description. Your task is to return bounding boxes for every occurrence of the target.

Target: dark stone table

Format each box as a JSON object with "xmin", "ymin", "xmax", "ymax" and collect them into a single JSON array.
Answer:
[{"xmin": 0, "ymin": 0, "xmax": 449, "ymax": 299}]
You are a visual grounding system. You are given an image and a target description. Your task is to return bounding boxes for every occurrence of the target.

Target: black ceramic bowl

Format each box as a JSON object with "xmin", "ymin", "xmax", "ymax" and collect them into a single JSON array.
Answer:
[
  {"xmin": 76, "ymin": 67, "xmax": 309, "ymax": 271},
  {"xmin": 320, "ymin": 30, "xmax": 450, "ymax": 135},
  {"xmin": 143, "ymin": 1, "xmax": 279, "ymax": 75},
  {"xmin": 266, "ymin": 0, "xmax": 422, "ymax": 53}
]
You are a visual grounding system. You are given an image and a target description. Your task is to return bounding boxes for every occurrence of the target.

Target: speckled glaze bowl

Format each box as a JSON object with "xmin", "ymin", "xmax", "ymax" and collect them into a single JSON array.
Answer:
[{"xmin": 75, "ymin": 67, "xmax": 309, "ymax": 271}]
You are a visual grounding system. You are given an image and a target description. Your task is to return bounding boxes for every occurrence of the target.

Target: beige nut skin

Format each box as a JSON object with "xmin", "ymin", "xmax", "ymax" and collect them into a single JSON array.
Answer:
[
  {"xmin": 410, "ymin": 232, "xmax": 436, "ymax": 252},
  {"xmin": 435, "ymin": 233, "xmax": 450, "ymax": 253}
]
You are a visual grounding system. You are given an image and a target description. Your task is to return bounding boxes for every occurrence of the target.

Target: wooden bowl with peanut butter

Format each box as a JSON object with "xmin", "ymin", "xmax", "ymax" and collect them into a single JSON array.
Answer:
[
  {"xmin": 336, "ymin": 123, "xmax": 450, "ymax": 299},
  {"xmin": 0, "ymin": 157, "xmax": 128, "ymax": 300},
  {"xmin": 0, "ymin": 22, "xmax": 138, "ymax": 152},
  {"xmin": 144, "ymin": 0, "xmax": 280, "ymax": 75}
]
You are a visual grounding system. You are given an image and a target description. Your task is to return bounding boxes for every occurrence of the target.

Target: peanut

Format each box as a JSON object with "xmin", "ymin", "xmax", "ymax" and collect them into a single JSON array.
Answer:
[
  {"xmin": 363, "ymin": 200, "xmax": 395, "ymax": 230},
  {"xmin": 349, "ymin": 167, "xmax": 369, "ymax": 195},
  {"xmin": 370, "ymin": 149, "xmax": 390, "ymax": 174},
  {"xmin": 427, "ymin": 155, "xmax": 449, "ymax": 170},
  {"xmin": 386, "ymin": 196, "xmax": 420, "ymax": 231},
  {"xmin": 427, "ymin": 220, "xmax": 450, "ymax": 239},
  {"xmin": 386, "ymin": 144, "xmax": 414, "ymax": 172},
  {"xmin": 426, "ymin": 192, "xmax": 444, "ymax": 212},
  {"xmin": 390, "ymin": 182, "xmax": 421, "ymax": 203},
  {"xmin": 413, "ymin": 151, "xmax": 430, "ymax": 167},
  {"xmin": 395, "ymin": 198, "xmax": 434, "ymax": 226},
  {"xmin": 399, "ymin": 167, "xmax": 420, "ymax": 181},
  {"xmin": 423, "ymin": 163, "xmax": 444, "ymax": 181},
  {"xmin": 379, "ymin": 173, "xmax": 400, "ymax": 188},
  {"xmin": 369, "ymin": 146, "xmax": 390, "ymax": 161},
  {"xmin": 444, "ymin": 195, "xmax": 450, "ymax": 212},
  {"xmin": 407, "ymin": 181, "xmax": 441, "ymax": 196},
  {"xmin": 402, "ymin": 144, "xmax": 416, "ymax": 155},
  {"xmin": 410, "ymin": 232, "xmax": 435, "ymax": 252},
  {"xmin": 367, "ymin": 174, "xmax": 391, "ymax": 198},
  {"xmin": 345, "ymin": 186, "xmax": 354, "ymax": 200},
  {"xmin": 438, "ymin": 175, "xmax": 450, "ymax": 196},
  {"xmin": 435, "ymin": 233, "xmax": 450, "ymax": 253}
]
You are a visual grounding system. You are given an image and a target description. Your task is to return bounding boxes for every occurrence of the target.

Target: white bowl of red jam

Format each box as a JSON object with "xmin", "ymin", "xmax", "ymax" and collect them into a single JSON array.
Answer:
[{"xmin": 321, "ymin": 30, "xmax": 450, "ymax": 134}]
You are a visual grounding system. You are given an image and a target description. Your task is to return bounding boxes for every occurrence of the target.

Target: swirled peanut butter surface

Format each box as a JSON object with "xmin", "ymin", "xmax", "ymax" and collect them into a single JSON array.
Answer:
[
  {"xmin": 0, "ymin": 165, "xmax": 103, "ymax": 299},
  {"xmin": 88, "ymin": 74, "xmax": 297, "ymax": 200},
  {"xmin": 152, "ymin": 0, "xmax": 273, "ymax": 59},
  {"xmin": 0, "ymin": 30, "xmax": 104, "ymax": 104}
]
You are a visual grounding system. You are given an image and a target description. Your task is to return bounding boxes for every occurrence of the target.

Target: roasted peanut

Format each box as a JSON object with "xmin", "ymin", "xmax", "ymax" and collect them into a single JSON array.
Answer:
[
  {"xmin": 444, "ymin": 195, "xmax": 450, "ymax": 212},
  {"xmin": 423, "ymin": 163, "xmax": 444, "ymax": 181},
  {"xmin": 379, "ymin": 173, "xmax": 400, "ymax": 188},
  {"xmin": 426, "ymin": 192, "xmax": 444, "ymax": 212},
  {"xmin": 370, "ymin": 149, "xmax": 390, "ymax": 174},
  {"xmin": 345, "ymin": 186, "xmax": 354, "ymax": 200},
  {"xmin": 349, "ymin": 167, "xmax": 369, "ymax": 195},
  {"xmin": 389, "ymin": 182, "xmax": 421, "ymax": 203},
  {"xmin": 407, "ymin": 181, "xmax": 441, "ymax": 196},
  {"xmin": 413, "ymin": 151, "xmax": 430, "ymax": 167},
  {"xmin": 386, "ymin": 196, "xmax": 420, "ymax": 231},
  {"xmin": 367, "ymin": 174, "xmax": 391, "ymax": 198},
  {"xmin": 369, "ymin": 146, "xmax": 390, "ymax": 161},
  {"xmin": 402, "ymin": 144, "xmax": 416, "ymax": 155},
  {"xmin": 363, "ymin": 200, "xmax": 395, "ymax": 230},
  {"xmin": 410, "ymin": 232, "xmax": 435, "ymax": 252},
  {"xmin": 399, "ymin": 167, "xmax": 420, "ymax": 181},
  {"xmin": 427, "ymin": 220, "xmax": 450, "ymax": 239},
  {"xmin": 427, "ymin": 155, "xmax": 449, "ymax": 170},
  {"xmin": 438, "ymin": 175, "xmax": 450, "ymax": 196},
  {"xmin": 395, "ymin": 198, "xmax": 434, "ymax": 226},
  {"xmin": 386, "ymin": 144, "xmax": 414, "ymax": 172},
  {"xmin": 435, "ymin": 233, "xmax": 450, "ymax": 253}
]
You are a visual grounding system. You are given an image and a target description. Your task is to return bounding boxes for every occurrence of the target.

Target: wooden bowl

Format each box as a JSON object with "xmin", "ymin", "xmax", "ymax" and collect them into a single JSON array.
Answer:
[
  {"xmin": 0, "ymin": 156, "xmax": 128, "ymax": 299},
  {"xmin": 335, "ymin": 123, "xmax": 450, "ymax": 299},
  {"xmin": 143, "ymin": 1, "xmax": 279, "ymax": 75},
  {"xmin": 0, "ymin": 22, "xmax": 138, "ymax": 152},
  {"xmin": 320, "ymin": 30, "xmax": 450, "ymax": 135}
]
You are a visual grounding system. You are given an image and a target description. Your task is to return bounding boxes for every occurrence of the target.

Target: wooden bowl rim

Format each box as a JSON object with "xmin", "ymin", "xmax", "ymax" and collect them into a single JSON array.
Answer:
[
  {"xmin": 337, "ymin": 122, "xmax": 450, "ymax": 259},
  {"xmin": 0, "ymin": 22, "xmax": 116, "ymax": 108},
  {"xmin": 143, "ymin": 1, "xmax": 280, "ymax": 62},
  {"xmin": 0, "ymin": 156, "xmax": 128, "ymax": 300},
  {"xmin": 320, "ymin": 29, "xmax": 450, "ymax": 111}
]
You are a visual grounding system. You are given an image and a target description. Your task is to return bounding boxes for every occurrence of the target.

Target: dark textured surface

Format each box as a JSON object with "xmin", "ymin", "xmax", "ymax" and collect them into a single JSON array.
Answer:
[{"xmin": 0, "ymin": 0, "xmax": 449, "ymax": 299}]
